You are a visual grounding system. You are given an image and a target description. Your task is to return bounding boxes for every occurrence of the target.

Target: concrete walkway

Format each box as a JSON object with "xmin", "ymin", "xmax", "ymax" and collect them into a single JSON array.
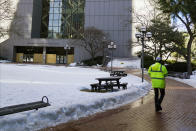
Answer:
[{"xmin": 41, "ymin": 70, "xmax": 196, "ymax": 131}]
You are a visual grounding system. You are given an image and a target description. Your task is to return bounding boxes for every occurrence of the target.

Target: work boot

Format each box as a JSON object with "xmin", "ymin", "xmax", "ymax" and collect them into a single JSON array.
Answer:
[
  {"xmin": 155, "ymin": 104, "xmax": 159, "ymax": 112},
  {"xmin": 158, "ymin": 105, "xmax": 162, "ymax": 111},
  {"xmin": 155, "ymin": 104, "xmax": 162, "ymax": 112}
]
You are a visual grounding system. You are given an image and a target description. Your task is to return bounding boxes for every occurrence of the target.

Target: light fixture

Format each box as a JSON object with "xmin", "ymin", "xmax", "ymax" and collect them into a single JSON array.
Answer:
[
  {"xmin": 141, "ymin": 26, "xmax": 146, "ymax": 32},
  {"xmin": 146, "ymin": 32, "xmax": 152, "ymax": 41}
]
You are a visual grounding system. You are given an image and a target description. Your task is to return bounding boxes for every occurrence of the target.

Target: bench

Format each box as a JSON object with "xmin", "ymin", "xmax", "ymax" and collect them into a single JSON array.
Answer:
[
  {"xmin": 112, "ymin": 82, "xmax": 128, "ymax": 89},
  {"xmin": 90, "ymin": 82, "xmax": 127, "ymax": 92},
  {"xmin": 90, "ymin": 83, "xmax": 99, "ymax": 91},
  {"xmin": 110, "ymin": 71, "xmax": 127, "ymax": 77},
  {"xmin": 0, "ymin": 96, "xmax": 50, "ymax": 116},
  {"xmin": 91, "ymin": 83, "xmax": 114, "ymax": 92}
]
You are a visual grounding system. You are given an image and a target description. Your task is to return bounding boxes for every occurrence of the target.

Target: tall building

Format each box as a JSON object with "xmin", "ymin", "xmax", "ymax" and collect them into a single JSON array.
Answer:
[{"xmin": 0, "ymin": 0, "xmax": 151, "ymax": 64}]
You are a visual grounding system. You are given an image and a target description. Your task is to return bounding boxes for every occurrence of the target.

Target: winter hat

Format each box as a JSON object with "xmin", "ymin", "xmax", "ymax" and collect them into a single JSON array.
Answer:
[{"xmin": 156, "ymin": 57, "xmax": 162, "ymax": 62}]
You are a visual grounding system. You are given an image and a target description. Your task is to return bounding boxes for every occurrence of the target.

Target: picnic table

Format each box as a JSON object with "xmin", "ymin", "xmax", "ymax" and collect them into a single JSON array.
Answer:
[
  {"xmin": 110, "ymin": 71, "xmax": 127, "ymax": 77},
  {"xmin": 90, "ymin": 77, "xmax": 127, "ymax": 92}
]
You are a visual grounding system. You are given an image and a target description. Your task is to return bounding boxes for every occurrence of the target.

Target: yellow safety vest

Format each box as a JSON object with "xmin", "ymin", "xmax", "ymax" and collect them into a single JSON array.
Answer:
[{"xmin": 148, "ymin": 62, "xmax": 168, "ymax": 88}]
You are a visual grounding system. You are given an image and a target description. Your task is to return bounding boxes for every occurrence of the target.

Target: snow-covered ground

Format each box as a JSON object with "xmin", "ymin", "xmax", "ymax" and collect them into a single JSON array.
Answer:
[
  {"xmin": 107, "ymin": 58, "xmax": 141, "ymax": 69},
  {"xmin": 168, "ymin": 70, "xmax": 196, "ymax": 88},
  {"xmin": 0, "ymin": 63, "xmax": 150, "ymax": 131}
]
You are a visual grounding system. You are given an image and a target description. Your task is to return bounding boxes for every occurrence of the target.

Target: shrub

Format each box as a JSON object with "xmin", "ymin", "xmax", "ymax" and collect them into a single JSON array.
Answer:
[
  {"xmin": 166, "ymin": 62, "xmax": 186, "ymax": 72},
  {"xmin": 165, "ymin": 60, "xmax": 176, "ymax": 64},
  {"xmin": 0, "ymin": 57, "xmax": 6, "ymax": 60},
  {"xmin": 143, "ymin": 55, "xmax": 155, "ymax": 69},
  {"xmin": 82, "ymin": 56, "xmax": 103, "ymax": 66},
  {"xmin": 165, "ymin": 62, "xmax": 196, "ymax": 72},
  {"xmin": 192, "ymin": 60, "xmax": 196, "ymax": 71}
]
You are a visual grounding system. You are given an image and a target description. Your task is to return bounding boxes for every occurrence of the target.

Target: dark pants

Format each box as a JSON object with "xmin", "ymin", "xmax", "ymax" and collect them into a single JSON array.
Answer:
[{"xmin": 154, "ymin": 88, "xmax": 165, "ymax": 109}]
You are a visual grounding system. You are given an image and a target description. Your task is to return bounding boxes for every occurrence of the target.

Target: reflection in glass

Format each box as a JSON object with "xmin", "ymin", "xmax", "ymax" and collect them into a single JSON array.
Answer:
[
  {"xmin": 49, "ymin": 13, "xmax": 53, "ymax": 20},
  {"xmin": 48, "ymin": 31, "xmax": 53, "ymax": 38},
  {"xmin": 54, "ymin": 2, "xmax": 60, "ymax": 7},
  {"xmin": 41, "ymin": 0, "xmax": 85, "ymax": 39},
  {"xmin": 54, "ymin": 7, "xmax": 60, "ymax": 13},
  {"xmin": 53, "ymin": 14, "xmax": 60, "ymax": 20},
  {"xmin": 50, "ymin": 1, "xmax": 53, "ymax": 7},
  {"xmin": 53, "ymin": 27, "xmax": 59, "ymax": 32},
  {"xmin": 49, "ymin": 21, "xmax": 53, "ymax": 26},
  {"xmin": 49, "ymin": 8, "xmax": 53, "ymax": 14},
  {"xmin": 53, "ymin": 20, "xmax": 59, "ymax": 27}
]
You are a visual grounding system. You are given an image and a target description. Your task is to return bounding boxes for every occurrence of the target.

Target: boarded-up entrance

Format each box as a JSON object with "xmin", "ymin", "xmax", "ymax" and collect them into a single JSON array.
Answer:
[
  {"xmin": 67, "ymin": 54, "xmax": 74, "ymax": 64},
  {"xmin": 46, "ymin": 54, "xmax": 56, "ymax": 64},
  {"xmin": 15, "ymin": 46, "xmax": 74, "ymax": 64},
  {"xmin": 16, "ymin": 53, "xmax": 23, "ymax": 63},
  {"xmin": 34, "ymin": 54, "xmax": 43, "ymax": 63}
]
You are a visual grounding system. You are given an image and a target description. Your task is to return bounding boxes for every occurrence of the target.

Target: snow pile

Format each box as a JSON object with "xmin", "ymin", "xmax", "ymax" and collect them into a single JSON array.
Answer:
[
  {"xmin": 0, "ymin": 60, "xmax": 11, "ymax": 63},
  {"xmin": 0, "ymin": 63, "xmax": 150, "ymax": 131},
  {"xmin": 107, "ymin": 58, "xmax": 141, "ymax": 69},
  {"xmin": 69, "ymin": 62, "xmax": 77, "ymax": 66},
  {"xmin": 169, "ymin": 70, "xmax": 196, "ymax": 88}
]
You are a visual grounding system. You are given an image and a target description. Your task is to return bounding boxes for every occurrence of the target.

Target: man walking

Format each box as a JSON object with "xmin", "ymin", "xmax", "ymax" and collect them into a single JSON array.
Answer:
[{"xmin": 148, "ymin": 57, "xmax": 168, "ymax": 112}]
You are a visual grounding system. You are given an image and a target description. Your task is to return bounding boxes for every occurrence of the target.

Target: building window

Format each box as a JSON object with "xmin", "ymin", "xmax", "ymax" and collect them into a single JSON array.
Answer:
[{"xmin": 41, "ymin": 0, "xmax": 85, "ymax": 39}]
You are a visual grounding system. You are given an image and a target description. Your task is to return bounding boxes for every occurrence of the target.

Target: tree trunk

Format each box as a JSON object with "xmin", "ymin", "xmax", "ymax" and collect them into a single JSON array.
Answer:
[
  {"xmin": 175, "ymin": 53, "xmax": 179, "ymax": 62},
  {"xmin": 102, "ymin": 48, "xmax": 106, "ymax": 67},
  {"xmin": 154, "ymin": 43, "xmax": 157, "ymax": 60},
  {"xmin": 159, "ymin": 43, "xmax": 163, "ymax": 59},
  {"xmin": 92, "ymin": 55, "xmax": 95, "ymax": 59},
  {"xmin": 92, "ymin": 53, "xmax": 95, "ymax": 63},
  {"xmin": 187, "ymin": 37, "xmax": 193, "ymax": 76}
]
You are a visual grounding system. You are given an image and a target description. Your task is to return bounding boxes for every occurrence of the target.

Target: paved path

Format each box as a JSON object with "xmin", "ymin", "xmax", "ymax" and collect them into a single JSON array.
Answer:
[{"xmin": 41, "ymin": 71, "xmax": 196, "ymax": 131}]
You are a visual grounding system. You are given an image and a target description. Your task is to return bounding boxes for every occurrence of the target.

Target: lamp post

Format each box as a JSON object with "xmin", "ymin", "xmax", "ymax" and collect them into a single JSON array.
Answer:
[
  {"xmin": 64, "ymin": 44, "xmax": 71, "ymax": 65},
  {"xmin": 108, "ymin": 41, "xmax": 116, "ymax": 72},
  {"xmin": 135, "ymin": 26, "xmax": 152, "ymax": 82},
  {"xmin": 102, "ymin": 37, "xmax": 107, "ymax": 67}
]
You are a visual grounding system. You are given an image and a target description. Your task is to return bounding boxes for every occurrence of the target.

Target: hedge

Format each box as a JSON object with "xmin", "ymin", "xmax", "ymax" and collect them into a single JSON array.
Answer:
[{"xmin": 82, "ymin": 56, "xmax": 103, "ymax": 66}]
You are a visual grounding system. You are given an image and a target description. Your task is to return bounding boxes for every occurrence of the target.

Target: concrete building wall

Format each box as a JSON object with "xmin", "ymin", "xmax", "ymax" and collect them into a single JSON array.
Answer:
[
  {"xmin": 15, "ymin": 0, "xmax": 33, "ymax": 39},
  {"xmin": 0, "ymin": 37, "xmax": 90, "ymax": 62},
  {"xmin": 85, "ymin": 0, "xmax": 132, "ymax": 58},
  {"xmin": 0, "ymin": 39, "xmax": 13, "ymax": 60},
  {"xmin": 1, "ymin": 0, "xmax": 135, "ymax": 62},
  {"xmin": 31, "ymin": 0, "xmax": 42, "ymax": 38},
  {"xmin": 0, "ymin": 0, "xmax": 34, "ymax": 60}
]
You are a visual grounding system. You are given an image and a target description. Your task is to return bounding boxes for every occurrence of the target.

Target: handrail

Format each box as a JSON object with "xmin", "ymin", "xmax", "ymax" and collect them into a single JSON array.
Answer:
[{"xmin": 42, "ymin": 96, "xmax": 49, "ymax": 104}]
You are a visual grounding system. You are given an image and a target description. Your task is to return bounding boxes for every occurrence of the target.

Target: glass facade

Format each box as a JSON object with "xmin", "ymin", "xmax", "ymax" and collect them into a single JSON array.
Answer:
[
  {"xmin": 41, "ymin": 0, "xmax": 85, "ymax": 39},
  {"xmin": 48, "ymin": 0, "xmax": 62, "ymax": 38}
]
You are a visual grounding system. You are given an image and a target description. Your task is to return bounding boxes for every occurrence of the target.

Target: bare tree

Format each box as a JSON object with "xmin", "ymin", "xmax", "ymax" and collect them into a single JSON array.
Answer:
[
  {"xmin": 130, "ymin": 0, "xmax": 168, "ymax": 57},
  {"xmin": 131, "ymin": 0, "xmax": 161, "ymax": 28},
  {"xmin": 130, "ymin": 0, "xmax": 167, "ymax": 58},
  {"xmin": 0, "ymin": 0, "xmax": 14, "ymax": 39},
  {"xmin": 80, "ymin": 27, "xmax": 109, "ymax": 62}
]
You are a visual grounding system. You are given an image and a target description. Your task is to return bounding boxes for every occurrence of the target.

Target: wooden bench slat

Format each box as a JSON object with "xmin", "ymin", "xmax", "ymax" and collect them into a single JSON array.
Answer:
[
  {"xmin": 0, "ymin": 101, "xmax": 43, "ymax": 111},
  {"xmin": 0, "ymin": 96, "xmax": 50, "ymax": 116},
  {"xmin": 0, "ymin": 102, "xmax": 50, "ymax": 116}
]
